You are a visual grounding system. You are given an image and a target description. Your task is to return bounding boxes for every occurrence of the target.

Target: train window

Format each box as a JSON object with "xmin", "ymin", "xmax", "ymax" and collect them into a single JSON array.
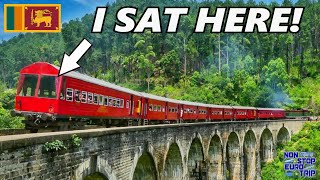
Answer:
[
  {"xmin": 149, "ymin": 104, "xmax": 153, "ymax": 111},
  {"xmin": 38, "ymin": 76, "xmax": 57, "ymax": 98},
  {"xmin": 113, "ymin": 98, "xmax": 117, "ymax": 107},
  {"xmin": 126, "ymin": 100, "xmax": 130, "ymax": 108},
  {"xmin": 120, "ymin": 99, "xmax": 124, "ymax": 108},
  {"xmin": 88, "ymin": 93, "xmax": 93, "ymax": 104},
  {"xmin": 104, "ymin": 96, "xmax": 108, "ymax": 106},
  {"xmin": 169, "ymin": 108, "xmax": 172, "ymax": 113},
  {"xmin": 109, "ymin": 97, "xmax": 113, "ymax": 106},
  {"xmin": 18, "ymin": 74, "xmax": 38, "ymax": 97},
  {"xmin": 74, "ymin": 90, "xmax": 80, "ymax": 102},
  {"xmin": 184, "ymin": 109, "xmax": 187, "ymax": 113},
  {"xmin": 81, "ymin": 91, "xmax": 87, "ymax": 103},
  {"xmin": 116, "ymin": 99, "xmax": 120, "ymax": 107},
  {"xmin": 153, "ymin": 105, "xmax": 157, "ymax": 111},
  {"xmin": 162, "ymin": 107, "xmax": 165, "ymax": 112},
  {"xmin": 93, "ymin": 94, "xmax": 98, "ymax": 105},
  {"xmin": 66, "ymin": 88, "xmax": 73, "ymax": 101},
  {"xmin": 99, "ymin": 95, "xmax": 104, "ymax": 105}
]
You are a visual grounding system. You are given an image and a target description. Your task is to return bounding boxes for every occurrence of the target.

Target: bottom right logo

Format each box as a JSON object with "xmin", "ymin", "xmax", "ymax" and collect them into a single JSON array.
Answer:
[{"xmin": 284, "ymin": 151, "xmax": 316, "ymax": 178}]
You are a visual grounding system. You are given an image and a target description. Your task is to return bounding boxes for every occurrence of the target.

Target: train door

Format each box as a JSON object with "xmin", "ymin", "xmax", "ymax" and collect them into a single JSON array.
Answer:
[
  {"xmin": 130, "ymin": 95, "xmax": 133, "ymax": 116},
  {"xmin": 180, "ymin": 104, "xmax": 184, "ymax": 120},
  {"xmin": 165, "ymin": 102, "xmax": 168, "ymax": 120},
  {"xmin": 143, "ymin": 98, "xmax": 148, "ymax": 119}
]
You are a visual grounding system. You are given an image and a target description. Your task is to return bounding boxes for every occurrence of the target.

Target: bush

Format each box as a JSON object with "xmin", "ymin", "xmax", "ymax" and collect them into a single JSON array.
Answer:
[
  {"xmin": 43, "ymin": 140, "xmax": 67, "ymax": 152},
  {"xmin": 0, "ymin": 107, "xmax": 24, "ymax": 129},
  {"xmin": 71, "ymin": 134, "xmax": 82, "ymax": 147}
]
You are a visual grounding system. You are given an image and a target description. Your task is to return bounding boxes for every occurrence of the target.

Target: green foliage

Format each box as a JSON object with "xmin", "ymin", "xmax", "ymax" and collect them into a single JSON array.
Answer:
[
  {"xmin": 71, "ymin": 134, "xmax": 82, "ymax": 148},
  {"xmin": 43, "ymin": 140, "xmax": 67, "ymax": 152},
  {"xmin": 261, "ymin": 122, "xmax": 320, "ymax": 180},
  {"xmin": 0, "ymin": 108, "xmax": 24, "ymax": 129}
]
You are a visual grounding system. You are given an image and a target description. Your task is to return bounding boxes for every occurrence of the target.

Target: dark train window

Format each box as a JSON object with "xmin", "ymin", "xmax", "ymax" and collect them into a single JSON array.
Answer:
[
  {"xmin": 88, "ymin": 92, "xmax": 93, "ymax": 104},
  {"xmin": 158, "ymin": 106, "xmax": 161, "ymax": 112},
  {"xmin": 74, "ymin": 90, "xmax": 80, "ymax": 102},
  {"xmin": 108, "ymin": 97, "xmax": 113, "ymax": 106},
  {"xmin": 113, "ymin": 98, "xmax": 117, "ymax": 107},
  {"xmin": 153, "ymin": 105, "xmax": 157, "ymax": 111},
  {"xmin": 99, "ymin": 95, "xmax": 104, "ymax": 105},
  {"xmin": 104, "ymin": 96, "xmax": 108, "ymax": 106},
  {"xmin": 66, "ymin": 88, "xmax": 73, "ymax": 101},
  {"xmin": 81, "ymin": 91, "xmax": 87, "ymax": 103},
  {"xmin": 93, "ymin": 94, "xmax": 98, "ymax": 105},
  {"xmin": 116, "ymin": 99, "xmax": 120, "ymax": 107},
  {"xmin": 38, "ymin": 76, "xmax": 57, "ymax": 98},
  {"xmin": 149, "ymin": 104, "xmax": 153, "ymax": 111},
  {"xmin": 18, "ymin": 74, "xmax": 38, "ymax": 97},
  {"xmin": 60, "ymin": 77, "xmax": 66, "ymax": 100}
]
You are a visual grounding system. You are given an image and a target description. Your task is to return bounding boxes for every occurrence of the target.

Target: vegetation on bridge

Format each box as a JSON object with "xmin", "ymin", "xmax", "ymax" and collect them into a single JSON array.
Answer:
[
  {"xmin": 261, "ymin": 122, "xmax": 320, "ymax": 179},
  {"xmin": 0, "ymin": 0, "xmax": 320, "ymax": 128}
]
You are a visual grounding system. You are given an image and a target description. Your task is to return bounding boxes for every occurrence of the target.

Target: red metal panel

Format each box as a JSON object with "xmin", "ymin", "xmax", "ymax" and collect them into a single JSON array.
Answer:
[
  {"xmin": 145, "ymin": 99, "xmax": 166, "ymax": 120},
  {"xmin": 167, "ymin": 102, "xmax": 179, "ymax": 120},
  {"xmin": 182, "ymin": 104, "xmax": 198, "ymax": 120},
  {"xmin": 57, "ymin": 77, "xmax": 134, "ymax": 119},
  {"xmin": 210, "ymin": 108, "xmax": 224, "ymax": 120},
  {"xmin": 20, "ymin": 62, "xmax": 58, "ymax": 75}
]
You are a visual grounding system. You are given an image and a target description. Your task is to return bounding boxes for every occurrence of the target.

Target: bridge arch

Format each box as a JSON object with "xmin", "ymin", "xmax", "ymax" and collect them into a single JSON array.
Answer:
[
  {"xmin": 226, "ymin": 132, "xmax": 241, "ymax": 180},
  {"xmin": 186, "ymin": 134, "xmax": 205, "ymax": 178},
  {"xmin": 74, "ymin": 156, "xmax": 116, "ymax": 180},
  {"xmin": 163, "ymin": 142, "xmax": 184, "ymax": 179},
  {"xmin": 276, "ymin": 126, "xmax": 291, "ymax": 146},
  {"xmin": 129, "ymin": 143, "xmax": 159, "ymax": 180},
  {"xmin": 260, "ymin": 128, "xmax": 274, "ymax": 163},
  {"xmin": 243, "ymin": 130, "xmax": 257, "ymax": 180},
  {"xmin": 132, "ymin": 152, "xmax": 158, "ymax": 180},
  {"xmin": 207, "ymin": 134, "xmax": 223, "ymax": 180}
]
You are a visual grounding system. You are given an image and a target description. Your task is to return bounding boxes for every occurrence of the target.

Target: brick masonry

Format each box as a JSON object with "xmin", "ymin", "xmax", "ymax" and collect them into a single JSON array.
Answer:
[{"xmin": 0, "ymin": 120, "xmax": 306, "ymax": 180}]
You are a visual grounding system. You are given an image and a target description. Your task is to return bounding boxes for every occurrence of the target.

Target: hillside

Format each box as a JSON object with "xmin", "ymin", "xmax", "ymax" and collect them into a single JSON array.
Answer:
[{"xmin": 0, "ymin": 0, "xmax": 319, "ymax": 116}]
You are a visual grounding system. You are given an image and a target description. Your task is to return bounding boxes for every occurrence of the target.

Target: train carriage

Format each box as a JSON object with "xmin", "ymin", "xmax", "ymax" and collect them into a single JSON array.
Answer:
[
  {"xmin": 223, "ymin": 106, "xmax": 234, "ymax": 121},
  {"xmin": 179, "ymin": 101, "xmax": 199, "ymax": 121},
  {"xmin": 209, "ymin": 105, "xmax": 230, "ymax": 121},
  {"xmin": 232, "ymin": 106, "xmax": 257, "ymax": 120}
]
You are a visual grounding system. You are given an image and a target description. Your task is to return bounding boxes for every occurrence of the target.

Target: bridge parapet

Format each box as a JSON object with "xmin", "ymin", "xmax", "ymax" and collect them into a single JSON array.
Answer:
[{"xmin": 0, "ymin": 120, "xmax": 306, "ymax": 180}]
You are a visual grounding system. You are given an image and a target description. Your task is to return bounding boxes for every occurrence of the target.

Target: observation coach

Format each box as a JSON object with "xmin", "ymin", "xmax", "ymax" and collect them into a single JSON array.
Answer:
[{"xmin": 12, "ymin": 62, "xmax": 286, "ymax": 132}]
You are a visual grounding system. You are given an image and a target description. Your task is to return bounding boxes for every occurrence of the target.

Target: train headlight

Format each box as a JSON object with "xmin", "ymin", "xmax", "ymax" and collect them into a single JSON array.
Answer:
[{"xmin": 48, "ymin": 105, "xmax": 54, "ymax": 113}]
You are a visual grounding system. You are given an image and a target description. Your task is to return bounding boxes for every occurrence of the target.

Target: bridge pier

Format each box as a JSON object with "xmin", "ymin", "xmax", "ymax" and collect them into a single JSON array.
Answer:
[{"xmin": 0, "ymin": 120, "xmax": 306, "ymax": 180}]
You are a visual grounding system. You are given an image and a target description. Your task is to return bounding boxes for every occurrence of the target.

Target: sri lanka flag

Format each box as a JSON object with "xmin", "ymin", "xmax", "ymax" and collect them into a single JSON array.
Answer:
[{"xmin": 4, "ymin": 4, "xmax": 61, "ymax": 32}]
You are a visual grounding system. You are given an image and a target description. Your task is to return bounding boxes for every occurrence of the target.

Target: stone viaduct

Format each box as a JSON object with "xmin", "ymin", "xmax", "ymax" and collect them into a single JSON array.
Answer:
[{"xmin": 0, "ymin": 120, "xmax": 306, "ymax": 180}]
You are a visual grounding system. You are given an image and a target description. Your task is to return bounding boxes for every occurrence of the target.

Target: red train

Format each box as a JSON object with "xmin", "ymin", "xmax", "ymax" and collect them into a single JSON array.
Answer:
[{"xmin": 12, "ymin": 62, "xmax": 285, "ymax": 131}]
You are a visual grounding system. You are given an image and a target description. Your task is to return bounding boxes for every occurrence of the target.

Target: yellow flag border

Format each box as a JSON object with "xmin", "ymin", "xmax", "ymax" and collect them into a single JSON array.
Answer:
[{"xmin": 4, "ymin": 4, "xmax": 61, "ymax": 33}]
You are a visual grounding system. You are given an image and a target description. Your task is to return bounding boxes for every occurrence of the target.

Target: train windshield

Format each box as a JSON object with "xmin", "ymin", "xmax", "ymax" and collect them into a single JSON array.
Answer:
[
  {"xmin": 38, "ymin": 76, "xmax": 57, "ymax": 98},
  {"xmin": 17, "ymin": 74, "xmax": 38, "ymax": 96},
  {"xmin": 17, "ymin": 74, "xmax": 58, "ymax": 98}
]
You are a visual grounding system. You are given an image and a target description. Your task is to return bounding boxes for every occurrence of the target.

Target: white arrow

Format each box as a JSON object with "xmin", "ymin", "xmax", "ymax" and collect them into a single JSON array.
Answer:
[{"xmin": 58, "ymin": 38, "xmax": 92, "ymax": 76}]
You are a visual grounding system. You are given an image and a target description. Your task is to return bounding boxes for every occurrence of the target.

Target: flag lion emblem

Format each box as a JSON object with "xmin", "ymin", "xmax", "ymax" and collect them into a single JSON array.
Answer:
[{"xmin": 31, "ymin": 9, "xmax": 52, "ymax": 27}]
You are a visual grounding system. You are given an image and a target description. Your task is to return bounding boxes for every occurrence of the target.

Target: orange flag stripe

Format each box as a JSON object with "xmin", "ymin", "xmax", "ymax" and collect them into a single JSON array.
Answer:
[{"xmin": 14, "ymin": 6, "xmax": 23, "ymax": 30}]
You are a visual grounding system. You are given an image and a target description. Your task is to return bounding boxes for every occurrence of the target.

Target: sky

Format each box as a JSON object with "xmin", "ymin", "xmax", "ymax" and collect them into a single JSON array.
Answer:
[
  {"xmin": 0, "ymin": 0, "xmax": 114, "ymax": 40},
  {"xmin": 0, "ymin": 0, "xmax": 292, "ymax": 41}
]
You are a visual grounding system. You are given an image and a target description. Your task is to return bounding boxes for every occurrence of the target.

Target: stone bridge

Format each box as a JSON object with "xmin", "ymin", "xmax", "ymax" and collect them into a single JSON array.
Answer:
[{"xmin": 0, "ymin": 120, "xmax": 306, "ymax": 180}]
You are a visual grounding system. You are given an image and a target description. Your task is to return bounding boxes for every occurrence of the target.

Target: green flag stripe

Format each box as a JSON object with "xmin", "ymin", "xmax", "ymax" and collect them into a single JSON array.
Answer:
[{"xmin": 6, "ymin": 7, "xmax": 15, "ymax": 30}]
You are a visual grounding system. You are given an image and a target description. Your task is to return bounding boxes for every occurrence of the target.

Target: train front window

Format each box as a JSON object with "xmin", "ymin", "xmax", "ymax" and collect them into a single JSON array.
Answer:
[
  {"xmin": 38, "ymin": 76, "xmax": 57, "ymax": 98},
  {"xmin": 17, "ymin": 74, "xmax": 38, "ymax": 97}
]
